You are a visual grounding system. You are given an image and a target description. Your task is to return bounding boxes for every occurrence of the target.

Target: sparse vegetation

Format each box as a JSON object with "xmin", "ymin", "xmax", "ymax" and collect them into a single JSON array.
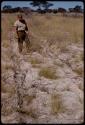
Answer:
[
  {"xmin": 1, "ymin": 12, "xmax": 84, "ymax": 123},
  {"xmin": 39, "ymin": 67, "xmax": 57, "ymax": 79}
]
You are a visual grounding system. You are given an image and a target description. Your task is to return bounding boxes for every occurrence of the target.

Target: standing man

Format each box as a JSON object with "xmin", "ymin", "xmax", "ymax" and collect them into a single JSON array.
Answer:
[{"xmin": 14, "ymin": 13, "xmax": 30, "ymax": 53}]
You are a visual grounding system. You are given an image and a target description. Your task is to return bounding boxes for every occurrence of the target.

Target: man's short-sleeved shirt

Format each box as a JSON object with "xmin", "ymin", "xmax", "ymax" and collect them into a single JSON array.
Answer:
[{"xmin": 14, "ymin": 20, "xmax": 26, "ymax": 31}]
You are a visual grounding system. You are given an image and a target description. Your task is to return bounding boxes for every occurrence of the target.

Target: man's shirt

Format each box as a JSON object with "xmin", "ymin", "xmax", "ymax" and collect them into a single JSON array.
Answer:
[{"xmin": 14, "ymin": 20, "xmax": 26, "ymax": 31}]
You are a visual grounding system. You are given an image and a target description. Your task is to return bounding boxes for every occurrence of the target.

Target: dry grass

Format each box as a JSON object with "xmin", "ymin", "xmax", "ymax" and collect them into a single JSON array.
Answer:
[
  {"xmin": 2, "ymin": 64, "xmax": 14, "ymax": 71},
  {"xmin": 30, "ymin": 58, "xmax": 42, "ymax": 65},
  {"xmin": 23, "ymin": 94, "xmax": 36, "ymax": 105},
  {"xmin": 1, "ymin": 82, "xmax": 16, "ymax": 95},
  {"xmin": 74, "ymin": 67, "xmax": 83, "ymax": 76},
  {"xmin": 2, "ymin": 40, "xmax": 10, "ymax": 48},
  {"xmin": 39, "ymin": 67, "xmax": 57, "ymax": 79},
  {"xmin": 1, "ymin": 13, "xmax": 83, "ymax": 52},
  {"xmin": 16, "ymin": 107, "xmax": 37, "ymax": 119},
  {"xmin": 29, "ymin": 14, "xmax": 83, "ymax": 43},
  {"xmin": 1, "ymin": 106, "xmax": 14, "ymax": 116},
  {"xmin": 72, "ymin": 54, "xmax": 84, "ymax": 76},
  {"xmin": 51, "ymin": 94, "xmax": 64, "ymax": 114},
  {"xmin": 30, "ymin": 57, "xmax": 42, "ymax": 68}
]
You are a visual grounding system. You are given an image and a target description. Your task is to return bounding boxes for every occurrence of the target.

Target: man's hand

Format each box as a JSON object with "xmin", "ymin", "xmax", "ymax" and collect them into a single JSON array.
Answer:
[
  {"xmin": 25, "ymin": 31, "xmax": 29, "ymax": 34},
  {"xmin": 26, "ymin": 31, "xmax": 32, "ymax": 37}
]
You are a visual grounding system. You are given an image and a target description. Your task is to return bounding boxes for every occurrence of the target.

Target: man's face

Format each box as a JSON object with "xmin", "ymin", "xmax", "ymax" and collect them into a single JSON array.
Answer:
[{"xmin": 18, "ymin": 16, "xmax": 23, "ymax": 20}]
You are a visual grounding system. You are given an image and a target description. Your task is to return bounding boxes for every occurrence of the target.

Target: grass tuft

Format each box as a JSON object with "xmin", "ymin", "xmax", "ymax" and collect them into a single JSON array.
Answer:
[
  {"xmin": 39, "ymin": 67, "xmax": 57, "ymax": 79},
  {"xmin": 51, "ymin": 94, "xmax": 64, "ymax": 114}
]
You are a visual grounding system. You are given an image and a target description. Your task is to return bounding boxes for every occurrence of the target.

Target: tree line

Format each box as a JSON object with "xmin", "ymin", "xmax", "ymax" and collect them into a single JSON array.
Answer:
[{"xmin": 2, "ymin": 1, "xmax": 83, "ymax": 13}]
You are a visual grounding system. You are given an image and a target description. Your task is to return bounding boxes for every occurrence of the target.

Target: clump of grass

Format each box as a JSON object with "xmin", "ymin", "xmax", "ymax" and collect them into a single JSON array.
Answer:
[
  {"xmin": 30, "ymin": 58, "xmax": 42, "ymax": 65},
  {"xmin": 30, "ymin": 57, "xmax": 42, "ymax": 68},
  {"xmin": 24, "ymin": 94, "xmax": 36, "ymax": 105},
  {"xmin": 32, "ymin": 64, "xmax": 41, "ymax": 68},
  {"xmin": 74, "ymin": 67, "xmax": 83, "ymax": 76},
  {"xmin": 2, "ymin": 106, "xmax": 14, "ymax": 116},
  {"xmin": 53, "ymin": 60, "xmax": 63, "ymax": 67},
  {"xmin": 51, "ymin": 94, "xmax": 64, "ymax": 114},
  {"xmin": 80, "ymin": 53, "xmax": 84, "ymax": 61},
  {"xmin": 1, "ymin": 83, "xmax": 16, "ymax": 95},
  {"xmin": 39, "ymin": 67, "xmax": 57, "ymax": 79},
  {"xmin": 78, "ymin": 83, "xmax": 83, "ymax": 90},
  {"xmin": 2, "ymin": 41, "xmax": 9, "ymax": 48},
  {"xmin": 16, "ymin": 107, "xmax": 37, "ymax": 119},
  {"xmin": 3, "ymin": 64, "xmax": 14, "ymax": 71}
]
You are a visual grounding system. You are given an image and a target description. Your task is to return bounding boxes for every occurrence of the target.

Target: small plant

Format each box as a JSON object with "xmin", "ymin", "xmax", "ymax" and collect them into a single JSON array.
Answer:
[{"xmin": 39, "ymin": 67, "xmax": 57, "ymax": 79}]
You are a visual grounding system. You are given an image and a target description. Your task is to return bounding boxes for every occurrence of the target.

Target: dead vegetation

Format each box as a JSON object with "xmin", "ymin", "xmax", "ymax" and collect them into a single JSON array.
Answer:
[
  {"xmin": 51, "ymin": 94, "xmax": 64, "ymax": 114},
  {"xmin": 1, "ymin": 13, "xmax": 83, "ymax": 52},
  {"xmin": 39, "ymin": 67, "xmax": 57, "ymax": 79},
  {"xmin": 1, "ymin": 12, "xmax": 84, "ymax": 124}
]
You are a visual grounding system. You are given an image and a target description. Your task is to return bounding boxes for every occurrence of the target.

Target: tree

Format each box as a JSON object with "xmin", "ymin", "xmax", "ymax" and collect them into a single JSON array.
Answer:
[
  {"xmin": 57, "ymin": 8, "xmax": 67, "ymax": 13},
  {"xmin": 30, "ymin": 1, "xmax": 53, "ymax": 10},
  {"xmin": 41, "ymin": 1, "xmax": 53, "ymax": 10},
  {"xmin": 3, "ymin": 5, "xmax": 12, "ymax": 10},
  {"xmin": 30, "ymin": 1, "xmax": 42, "ymax": 10},
  {"xmin": 74, "ymin": 5, "xmax": 82, "ymax": 12}
]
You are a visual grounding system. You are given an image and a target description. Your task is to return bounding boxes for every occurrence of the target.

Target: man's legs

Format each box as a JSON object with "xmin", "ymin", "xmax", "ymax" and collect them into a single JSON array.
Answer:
[
  {"xmin": 25, "ymin": 33, "xmax": 30, "ymax": 52},
  {"xmin": 18, "ymin": 31, "xmax": 25, "ymax": 53},
  {"xmin": 18, "ymin": 38, "xmax": 23, "ymax": 53}
]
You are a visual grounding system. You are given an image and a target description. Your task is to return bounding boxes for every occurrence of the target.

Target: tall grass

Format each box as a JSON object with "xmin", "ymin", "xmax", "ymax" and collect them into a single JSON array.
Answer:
[{"xmin": 1, "ymin": 13, "xmax": 83, "ymax": 51}]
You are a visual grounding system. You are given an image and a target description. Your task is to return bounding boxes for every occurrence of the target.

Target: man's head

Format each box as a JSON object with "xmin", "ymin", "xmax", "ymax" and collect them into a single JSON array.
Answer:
[{"xmin": 17, "ymin": 13, "xmax": 23, "ymax": 20}]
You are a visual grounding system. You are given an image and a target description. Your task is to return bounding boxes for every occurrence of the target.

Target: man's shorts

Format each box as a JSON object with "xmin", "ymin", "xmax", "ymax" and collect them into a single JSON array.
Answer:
[{"xmin": 17, "ymin": 30, "xmax": 26, "ymax": 42}]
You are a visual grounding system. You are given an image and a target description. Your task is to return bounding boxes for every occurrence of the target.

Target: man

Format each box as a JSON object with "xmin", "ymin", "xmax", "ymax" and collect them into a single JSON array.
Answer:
[{"xmin": 14, "ymin": 13, "xmax": 30, "ymax": 53}]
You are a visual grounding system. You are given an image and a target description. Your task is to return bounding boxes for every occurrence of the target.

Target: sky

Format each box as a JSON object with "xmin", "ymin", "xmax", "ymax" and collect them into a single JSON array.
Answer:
[{"xmin": 1, "ymin": 1, "xmax": 84, "ymax": 10}]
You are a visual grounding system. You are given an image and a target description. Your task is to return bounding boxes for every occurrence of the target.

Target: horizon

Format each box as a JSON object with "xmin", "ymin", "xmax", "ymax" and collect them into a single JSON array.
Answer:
[{"xmin": 1, "ymin": 1, "xmax": 84, "ymax": 10}]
